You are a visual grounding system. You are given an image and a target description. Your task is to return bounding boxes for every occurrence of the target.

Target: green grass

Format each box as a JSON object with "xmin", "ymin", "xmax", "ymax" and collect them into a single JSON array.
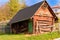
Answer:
[{"xmin": 0, "ymin": 32, "xmax": 60, "ymax": 40}]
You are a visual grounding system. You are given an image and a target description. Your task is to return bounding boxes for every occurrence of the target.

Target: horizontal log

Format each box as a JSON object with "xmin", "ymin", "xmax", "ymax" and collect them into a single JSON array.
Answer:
[{"xmin": 41, "ymin": 29, "xmax": 51, "ymax": 32}]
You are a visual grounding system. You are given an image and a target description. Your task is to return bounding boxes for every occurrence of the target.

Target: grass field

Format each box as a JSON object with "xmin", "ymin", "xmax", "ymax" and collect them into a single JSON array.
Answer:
[{"xmin": 0, "ymin": 32, "xmax": 60, "ymax": 40}]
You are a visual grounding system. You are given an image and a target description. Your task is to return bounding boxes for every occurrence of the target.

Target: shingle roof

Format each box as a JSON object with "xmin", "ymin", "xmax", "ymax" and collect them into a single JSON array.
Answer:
[
  {"xmin": 9, "ymin": 1, "xmax": 44, "ymax": 24},
  {"xmin": 9, "ymin": 1, "xmax": 58, "ymax": 24}
]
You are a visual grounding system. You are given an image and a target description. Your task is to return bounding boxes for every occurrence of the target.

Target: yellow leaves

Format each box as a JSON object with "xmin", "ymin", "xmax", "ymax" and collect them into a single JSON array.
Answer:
[{"xmin": 0, "ymin": 0, "xmax": 26, "ymax": 22}]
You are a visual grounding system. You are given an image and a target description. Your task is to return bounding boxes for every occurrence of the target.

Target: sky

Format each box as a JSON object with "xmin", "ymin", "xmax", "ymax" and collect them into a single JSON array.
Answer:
[
  {"xmin": 0, "ymin": 0, "xmax": 60, "ymax": 6},
  {"xmin": 25, "ymin": 0, "xmax": 58, "ymax": 6}
]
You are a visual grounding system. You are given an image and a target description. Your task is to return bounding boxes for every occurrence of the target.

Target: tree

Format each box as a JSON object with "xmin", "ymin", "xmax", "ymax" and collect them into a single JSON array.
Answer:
[
  {"xmin": 8, "ymin": 0, "xmax": 20, "ymax": 18},
  {"xmin": 0, "ymin": 0, "xmax": 26, "ymax": 21},
  {"xmin": 8, "ymin": 0, "xmax": 26, "ymax": 19}
]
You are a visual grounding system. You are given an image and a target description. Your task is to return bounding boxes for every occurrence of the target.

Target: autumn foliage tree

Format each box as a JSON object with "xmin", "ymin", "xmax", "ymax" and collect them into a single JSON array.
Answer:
[
  {"xmin": 0, "ymin": 0, "xmax": 26, "ymax": 21},
  {"xmin": 8, "ymin": 0, "xmax": 26, "ymax": 19}
]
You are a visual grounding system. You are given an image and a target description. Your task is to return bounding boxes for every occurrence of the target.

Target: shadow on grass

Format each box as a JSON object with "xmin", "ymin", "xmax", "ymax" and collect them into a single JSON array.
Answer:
[{"xmin": 0, "ymin": 33, "xmax": 25, "ymax": 35}]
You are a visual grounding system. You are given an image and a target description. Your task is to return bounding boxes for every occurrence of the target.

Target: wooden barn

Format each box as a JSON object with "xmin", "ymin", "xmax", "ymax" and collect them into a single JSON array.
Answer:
[{"xmin": 9, "ymin": 0, "xmax": 58, "ymax": 34}]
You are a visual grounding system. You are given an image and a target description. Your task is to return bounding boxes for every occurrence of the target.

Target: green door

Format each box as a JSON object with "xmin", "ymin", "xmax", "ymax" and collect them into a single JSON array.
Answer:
[{"xmin": 28, "ymin": 21, "xmax": 33, "ymax": 33}]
